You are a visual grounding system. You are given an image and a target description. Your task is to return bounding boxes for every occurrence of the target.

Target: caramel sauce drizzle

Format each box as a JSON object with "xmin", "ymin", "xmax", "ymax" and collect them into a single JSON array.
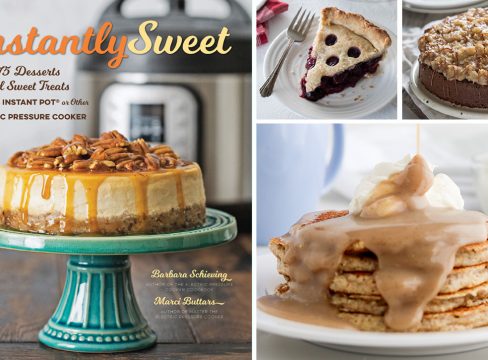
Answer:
[
  {"xmin": 63, "ymin": 176, "xmax": 76, "ymax": 234},
  {"xmin": 41, "ymin": 174, "xmax": 53, "ymax": 200},
  {"xmin": 259, "ymin": 155, "xmax": 488, "ymax": 331},
  {"xmin": 3, "ymin": 170, "xmax": 17, "ymax": 215},
  {"xmin": 174, "ymin": 169, "xmax": 186, "ymax": 209},
  {"xmin": 82, "ymin": 176, "xmax": 106, "ymax": 234},
  {"xmin": 132, "ymin": 174, "xmax": 150, "ymax": 232},
  {"xmin": 2, "ymin": 167, "xmax": 188, "ymax": 234},
  {"xmin": 416, "ymin": 124, "xmax": 421, "ymax": 155},
  {"xmin": 19, "ymin": 174, "xmax": 35, "ymax": 224}
]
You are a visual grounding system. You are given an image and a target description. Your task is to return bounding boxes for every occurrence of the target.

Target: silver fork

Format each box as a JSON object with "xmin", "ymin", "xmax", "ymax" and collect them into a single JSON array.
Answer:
[{"xmin": 259, "ymin": 8, "xmax": 314, "ymax": 97}]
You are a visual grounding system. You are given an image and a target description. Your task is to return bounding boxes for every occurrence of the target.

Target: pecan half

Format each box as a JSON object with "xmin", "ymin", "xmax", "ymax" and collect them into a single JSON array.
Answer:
[
  {"xmin": 7, "ymin": 130, "xmax": 187, "ymax": 172},
  {"xmin": 38, "ymin": 146, "xmax": 63, "ymax": 157}
]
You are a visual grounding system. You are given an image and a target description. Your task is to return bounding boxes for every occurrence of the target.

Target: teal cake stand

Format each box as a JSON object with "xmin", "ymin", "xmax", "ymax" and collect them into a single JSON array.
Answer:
[{"xmin": 0, "ymin": 208, "xmax": 237, "ymax": 353}]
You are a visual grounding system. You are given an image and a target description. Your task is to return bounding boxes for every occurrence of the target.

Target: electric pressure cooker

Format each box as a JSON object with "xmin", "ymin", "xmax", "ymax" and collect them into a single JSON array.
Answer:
[{"xmin": 74, "ymin": 0, "xmax": 251, "ymax": 209}]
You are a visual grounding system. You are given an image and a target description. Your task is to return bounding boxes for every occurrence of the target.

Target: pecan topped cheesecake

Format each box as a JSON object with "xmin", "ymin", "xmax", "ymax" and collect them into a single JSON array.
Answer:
[
  {"xmin": 0, "ymin": 130, "xmax": 206, "ymax": 235},
  {"xmin": 301, "ymin": 7, "xmax": 391, "ymax": 101},
  {"xmin": 418, "ymin": 8, "xmax": 488, "ymax": 108}
]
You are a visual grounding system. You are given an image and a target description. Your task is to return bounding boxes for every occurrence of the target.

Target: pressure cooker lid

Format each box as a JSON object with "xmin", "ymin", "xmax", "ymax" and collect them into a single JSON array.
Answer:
[{"xmin": 77, "ymin": 0, "xmax": 251, "ymax": 73}]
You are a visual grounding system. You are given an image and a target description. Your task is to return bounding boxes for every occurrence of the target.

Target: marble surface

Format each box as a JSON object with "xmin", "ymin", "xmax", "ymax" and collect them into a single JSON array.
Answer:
[{"xmin": 256, "ymin": 0, "xmax": 397, "ymax": 120}]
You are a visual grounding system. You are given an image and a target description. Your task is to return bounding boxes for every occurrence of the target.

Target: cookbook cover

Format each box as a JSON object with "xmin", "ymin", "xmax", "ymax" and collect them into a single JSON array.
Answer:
[
  {"xmin": 0, "ymin": 0, "xmax": 251, "ymax": 358},
  {"xmin": 5, "ymin": 0, "xmax": 488, "ymax": 359}
]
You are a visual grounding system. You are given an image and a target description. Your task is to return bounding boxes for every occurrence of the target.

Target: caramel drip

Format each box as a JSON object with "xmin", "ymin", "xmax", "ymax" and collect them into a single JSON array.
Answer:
[
  {"xmin": 175, "ymin": 169, "xmax": 186, "ymax": 209},
  {"xmin": 63, "ymin": 176, "xmax": 76, "ymax": 234},
  {"xmin": 41, "ymin": 174, "xmax": 53, "ymax": 200},
  {"xmin": 132, "ymin": 174, "xmax": 149, "ymax": 232},
  {"xmin": 2, "ymin": 167, "xmax": 187, "ymax": 234},
  {"xmin": 81, "ymin": 177, "xmax": 105, "ymax": 233},
  {"xmin": 3, "ymin": 170, "xmax": 17, "ymax": 214},
  {"xmin": 19, "ymin": 174, "xmax": 35, "ymax": 224},
  {"xmin": 62, "ymin": 176, "xmax": 107, "ymax": 234},
  {"xmin": 416, "ymin": 124, "xmax": 421, "ymax": 155},
  {"xmin": 3, "ymin": 171, "xmax": 38, "ymax": 225},
  {"xmin": 261, "ymin": 155, "xmax": 488, "ymax": 331}
]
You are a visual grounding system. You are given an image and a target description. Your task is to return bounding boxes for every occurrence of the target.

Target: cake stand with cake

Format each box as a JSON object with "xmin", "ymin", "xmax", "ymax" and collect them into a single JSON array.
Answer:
[{"xmin": 0, "ymin": 131, "xmax": 238, "ymax": 352}]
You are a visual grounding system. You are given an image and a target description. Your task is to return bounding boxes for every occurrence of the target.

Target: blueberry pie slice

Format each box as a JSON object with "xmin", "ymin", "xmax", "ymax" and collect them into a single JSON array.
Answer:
[{"xmin": 301, "ymin": 7, "xmax": 391, "ymax": 102}]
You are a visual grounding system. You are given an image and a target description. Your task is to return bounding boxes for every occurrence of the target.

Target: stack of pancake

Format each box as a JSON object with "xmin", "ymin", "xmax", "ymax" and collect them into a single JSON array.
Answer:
[{"xmin": 270, "ymin": 211, "xmax": 488, "ymax": 332}]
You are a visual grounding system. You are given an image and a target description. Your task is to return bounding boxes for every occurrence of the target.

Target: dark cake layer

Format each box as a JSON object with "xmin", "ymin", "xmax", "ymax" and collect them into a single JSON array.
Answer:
[
  {"xmin": 419, "ymin": 62, "xmax": 488, "ymax": 109},
  {"xmin": 301, "ymin": 54, "xmax": 382, "ymax": 102}
]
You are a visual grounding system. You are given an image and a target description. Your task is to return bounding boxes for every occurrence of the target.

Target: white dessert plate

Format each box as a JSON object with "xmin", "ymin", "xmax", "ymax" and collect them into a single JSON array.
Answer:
[
  {"xmin": 263, "ymin": 20, "xmax": 397, "ymax": 119},
  {"xmin": 403, "ymin": 1, "xmax": 488, "ymax": 14},
  {"xmin": 257, "ymin": 251, "xmax": 488, "ymax": 356},
  {"xmin": 404, "ymin": 0, "xmax": 486, "ymax": 10},
  {"xmin": 409, "ymin": 60, "xmax": 488, "ymax": 119}
]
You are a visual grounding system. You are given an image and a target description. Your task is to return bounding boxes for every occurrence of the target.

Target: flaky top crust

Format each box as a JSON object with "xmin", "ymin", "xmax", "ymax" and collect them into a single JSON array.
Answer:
[
  {"xmin": 322, "ymin": 7, "xmax": 391, "ymax": 53},
  {"xmin": 418, "ymin": 8, "xmax": 488, "ymax": 85}
]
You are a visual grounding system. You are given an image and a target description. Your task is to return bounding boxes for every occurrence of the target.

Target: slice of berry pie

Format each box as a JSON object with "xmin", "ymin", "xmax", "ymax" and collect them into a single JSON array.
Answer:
[{"xmin": 301, "ymin": 7, "xmax": 391, "ymax": 102}]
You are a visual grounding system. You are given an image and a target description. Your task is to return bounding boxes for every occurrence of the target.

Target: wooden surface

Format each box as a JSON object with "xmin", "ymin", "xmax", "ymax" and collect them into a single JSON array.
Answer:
[{"xmin": 0, "ymin": 234, "xmax": 252, "ymax": 359}]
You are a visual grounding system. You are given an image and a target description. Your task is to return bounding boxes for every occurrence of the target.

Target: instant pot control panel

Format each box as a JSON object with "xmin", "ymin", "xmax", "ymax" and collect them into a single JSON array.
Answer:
[{"xmin": 100, "ymin": 83, "xmax": 200, "ymax": 161}]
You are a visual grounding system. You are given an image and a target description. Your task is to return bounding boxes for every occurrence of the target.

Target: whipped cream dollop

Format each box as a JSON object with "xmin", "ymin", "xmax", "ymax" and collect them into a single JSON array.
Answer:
[{"xmin": 349, "ymin": 155, "xmax": 464, "ymax": 215}]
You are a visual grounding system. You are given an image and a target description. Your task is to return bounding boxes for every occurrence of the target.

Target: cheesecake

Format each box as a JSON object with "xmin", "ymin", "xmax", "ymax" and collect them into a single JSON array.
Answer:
[
  {"xmin": 0, "ymin": 130, "xmax": 206, "ymax": 235},
  {"xmin": 418, "ymin": 8, "xmax": 488, "ymax": 108}
]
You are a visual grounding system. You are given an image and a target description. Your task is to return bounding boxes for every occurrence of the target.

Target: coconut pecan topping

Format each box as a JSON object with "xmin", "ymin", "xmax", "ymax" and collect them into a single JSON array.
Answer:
[
  {"xmin": 419, "ymin": 8, "xmax": 488, "ymax": 85},
  {"xmin": 8, "ymin": 130, "xmax": 186, "ymax": 172}
]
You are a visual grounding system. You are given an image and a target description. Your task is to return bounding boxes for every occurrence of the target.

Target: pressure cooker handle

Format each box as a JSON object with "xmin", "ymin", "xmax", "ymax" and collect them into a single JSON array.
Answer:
[{"xmin": 100, "ymin": 0, "xmax": 250, "ymax": 26}]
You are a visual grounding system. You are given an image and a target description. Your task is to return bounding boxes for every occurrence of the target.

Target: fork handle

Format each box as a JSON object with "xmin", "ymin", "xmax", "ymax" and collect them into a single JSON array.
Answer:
[{"xmin": 260, "ymin": 39, "xmax": 294, "ymax": 97}]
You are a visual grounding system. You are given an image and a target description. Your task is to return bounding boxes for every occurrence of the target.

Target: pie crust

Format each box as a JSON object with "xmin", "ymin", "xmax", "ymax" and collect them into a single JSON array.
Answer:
[{"xmin": 301, "ymin": 7, "xmax": 391, "ymax": 101}]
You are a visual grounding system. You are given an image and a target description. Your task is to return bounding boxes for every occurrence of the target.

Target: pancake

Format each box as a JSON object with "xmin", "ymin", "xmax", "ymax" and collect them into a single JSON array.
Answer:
[
  {"xmin": 268, "ymin": 209, "xmax": 488, "ymax": 332},
  {"xmin": 263, "ymin": 155, "xmax": 488, "ymax": 332},
  {"xmin": 331, "ymin": 281, "xmax": 488, "ymax": 315},
  {"xmin": 270, "ymin": 237, "xmax": 488, "ymax": 275},
  {"xmin": 330, "ymin": 263, "xmax": 488, "ymax": 295},
  {"xmin": 339, "ymin": 302, "xmax": 488, "ymax": 332}
]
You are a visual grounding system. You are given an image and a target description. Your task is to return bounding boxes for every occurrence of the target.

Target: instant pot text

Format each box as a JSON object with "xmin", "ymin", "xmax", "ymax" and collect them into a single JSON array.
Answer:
[{"xmin": 0, "ymin": 21, "xmax": 232, "ymax": 69}]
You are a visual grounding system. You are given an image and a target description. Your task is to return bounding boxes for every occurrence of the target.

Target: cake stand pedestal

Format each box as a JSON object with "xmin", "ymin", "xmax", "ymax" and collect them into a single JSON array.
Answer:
[{"xmin": 0, "ymin": 208, "xmax": 237, "ymax": 353}]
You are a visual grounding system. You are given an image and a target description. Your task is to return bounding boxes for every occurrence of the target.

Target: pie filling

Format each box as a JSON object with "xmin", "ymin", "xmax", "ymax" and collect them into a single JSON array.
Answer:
[{"xmin": 301, "ymin": 47, "xmax": 382, "ymax": 102}]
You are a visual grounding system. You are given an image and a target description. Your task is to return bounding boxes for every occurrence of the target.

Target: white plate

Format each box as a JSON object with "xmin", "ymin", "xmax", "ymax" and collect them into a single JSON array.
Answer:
[
  {"xmin": 263, "ymin": 21, "xmax": 397, "ymax": 119},
  {"xmin": 403, "ymin": 1, "xmax": 488, "ymax": 14},
  {"xmin": 404, "ymin": 0, "xmax": 485, "ymax": 10},
  {"xmin": 409, "ymin": 60, "xmax": 488, "ymax": 119},
  {"xmin": 256, "ymin": 0, "xmax": 266, "ymax": 11},
  {"xmin": 257, "ymin": 251, "xmax": 488, "ymax": 356}
]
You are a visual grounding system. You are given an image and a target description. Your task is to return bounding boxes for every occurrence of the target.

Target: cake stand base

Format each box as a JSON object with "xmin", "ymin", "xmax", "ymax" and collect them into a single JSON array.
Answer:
[
  {"xmin": 38, "ymin": 255, "xmax": 156, "ymax": 352},
  {"xmin": 0, "ymin": 208, "xmax": 237, "ymax": 353}
]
